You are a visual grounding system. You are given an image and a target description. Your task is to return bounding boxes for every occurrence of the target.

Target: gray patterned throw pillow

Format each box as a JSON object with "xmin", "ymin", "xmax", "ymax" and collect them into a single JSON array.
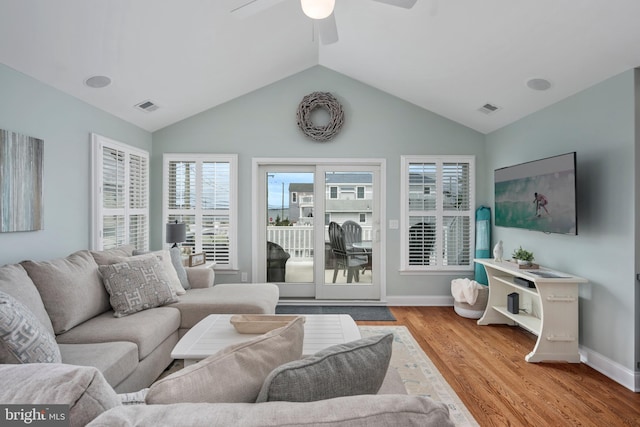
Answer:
[
  {"xmin": 256, "ymin": 333, "xmax": 393, "ymax": 403},
  {"xmin": 99, "ymin": 256, "xmax": 178, "ymax": 318},
  {"xmin": 0, "ymin": 290, "xmax": 62, "ymax": 364}
]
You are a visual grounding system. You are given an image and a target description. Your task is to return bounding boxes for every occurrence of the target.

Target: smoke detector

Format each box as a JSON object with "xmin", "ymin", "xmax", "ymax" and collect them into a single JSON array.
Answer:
[{"xmin": 134, "ymin": 100, "xmax": 159, "ymax": 113}]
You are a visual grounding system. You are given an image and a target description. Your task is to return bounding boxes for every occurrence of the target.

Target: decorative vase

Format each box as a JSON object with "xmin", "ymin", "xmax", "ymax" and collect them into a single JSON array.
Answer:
[{"xmin": 517, "ymin": 259, "xmax": 531, "ymax": 266}]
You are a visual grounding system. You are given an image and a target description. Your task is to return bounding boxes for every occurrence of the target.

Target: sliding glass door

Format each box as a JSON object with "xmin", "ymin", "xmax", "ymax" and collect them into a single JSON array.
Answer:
[
  {"xmin": 254, "ymin": 160, "xmax": 383, "ymax": 301},
  {"xmin": 315, "ymin": 165, "xmax": 381, "ymax": 300}
]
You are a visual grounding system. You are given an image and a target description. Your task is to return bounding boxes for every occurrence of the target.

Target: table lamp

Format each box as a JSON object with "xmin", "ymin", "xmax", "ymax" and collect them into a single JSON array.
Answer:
[{"xmin": 166, "ymin": 220, "xmax": 186, "ymax": 248}]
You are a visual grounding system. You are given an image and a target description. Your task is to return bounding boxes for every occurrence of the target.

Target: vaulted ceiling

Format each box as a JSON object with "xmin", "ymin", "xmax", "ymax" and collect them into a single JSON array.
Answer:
[{"xmin": 1, "ymin": 0, "xmax": 639, "ymax": 134}]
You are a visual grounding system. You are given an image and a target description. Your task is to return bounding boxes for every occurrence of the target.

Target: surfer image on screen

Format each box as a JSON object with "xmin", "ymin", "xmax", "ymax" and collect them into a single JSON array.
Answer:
[{"xmin": 533, "ymin": 192, "xmax": 549, "ymax": 217}]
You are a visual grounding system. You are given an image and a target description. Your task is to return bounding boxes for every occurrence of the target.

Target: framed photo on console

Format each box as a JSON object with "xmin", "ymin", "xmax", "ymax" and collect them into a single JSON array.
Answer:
[{"xmin": 188, "ymin": 252, "xmax": 206, "ymax": 267}]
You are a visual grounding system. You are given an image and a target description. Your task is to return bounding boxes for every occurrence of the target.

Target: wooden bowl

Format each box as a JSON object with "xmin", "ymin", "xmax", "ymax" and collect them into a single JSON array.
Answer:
[{"xmin": 229, "ymin": 314, "xmax": 305, "ymax": 334}]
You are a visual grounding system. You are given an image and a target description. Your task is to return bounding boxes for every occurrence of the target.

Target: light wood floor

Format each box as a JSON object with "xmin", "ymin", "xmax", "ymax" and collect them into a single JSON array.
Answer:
[{"xmin": 358, "ymin": 306, "xmax": 640, "ymax": 427}]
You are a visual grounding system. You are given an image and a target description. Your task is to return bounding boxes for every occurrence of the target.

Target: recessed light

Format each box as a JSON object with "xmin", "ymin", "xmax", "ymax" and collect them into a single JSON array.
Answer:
[
  {"xmin": 84, "ymin": 75, "xmax": 112, "ymax": 89},
  {"xmin": 526, "ymin": 78, "xmax": 552, "ymax": 91}
]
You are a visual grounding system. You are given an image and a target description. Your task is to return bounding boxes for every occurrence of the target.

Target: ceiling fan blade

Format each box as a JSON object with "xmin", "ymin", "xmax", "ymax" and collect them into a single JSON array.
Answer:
[
  {"xmin": 371, "ymin": 0, "xmax": 417, "ymax": 9},
  {"xmin": 230, "ymin": 0, "xmax": 286, "ymax": 19},
  {"xmin": 318, "ymin": 13, "xmax": 338, "ymax": 45}
]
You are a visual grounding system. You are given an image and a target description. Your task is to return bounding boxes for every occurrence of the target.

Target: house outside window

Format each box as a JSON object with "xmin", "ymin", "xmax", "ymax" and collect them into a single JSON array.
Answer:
[
  {"xmin": 400, "ymin": 155, "xmax": 475, "ymax": 272},
  {"xmin": 357, "ymin": 186, "xmax": 365, "ymax": 199},
  {"xmin": 91, "ymin": 134, "xmax": 149, "ymax": 251},
  {"xmin": 163, "ymin": 154, "xmax": 238, "ymax": 270}
]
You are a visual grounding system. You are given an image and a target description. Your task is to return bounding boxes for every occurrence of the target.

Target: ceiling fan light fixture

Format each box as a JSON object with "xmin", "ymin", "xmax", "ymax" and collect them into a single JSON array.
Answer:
[{"xmin": 301, "ymin": 0, "xmax": 335, "ymax": 19}]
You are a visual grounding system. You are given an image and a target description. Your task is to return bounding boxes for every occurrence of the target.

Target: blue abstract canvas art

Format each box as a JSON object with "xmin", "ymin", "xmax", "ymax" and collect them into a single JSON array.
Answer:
[{"xmin": 0, "ymin": 129, "xmax": 44, "ymax": 232}]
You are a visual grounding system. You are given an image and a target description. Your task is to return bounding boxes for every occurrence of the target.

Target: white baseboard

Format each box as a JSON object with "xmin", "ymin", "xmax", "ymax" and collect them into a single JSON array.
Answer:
[
  {"xmin": 385, "ymin": 295, "xmax": 454, "ymax": 306},
  {"xmin": 579, "ymin": 345, "xmax": 639, "ymax": 392}
]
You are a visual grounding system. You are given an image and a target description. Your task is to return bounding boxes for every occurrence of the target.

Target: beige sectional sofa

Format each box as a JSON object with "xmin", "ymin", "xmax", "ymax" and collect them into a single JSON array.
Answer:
[
  {"xmin": 0, "ymin": 318, "xmax": 456, "ymax": 426},
  {"xmin": 0, "ymin": 245, "xmax": 279, "ymax": 393}
]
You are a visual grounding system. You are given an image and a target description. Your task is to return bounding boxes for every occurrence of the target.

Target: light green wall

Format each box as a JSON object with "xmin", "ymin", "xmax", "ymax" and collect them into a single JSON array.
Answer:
[
  {"xmin": 2, "ymin": 58, "xmax": 635, "ymax": 376},
  {"xmin": 0, "ymin": 64, "xmax": 151, "ymax": 265},
  {"xmin": 151, "ymin": 66, "xmax": 487, "ymax": 296},
  {"xmin": 485, "ymin": 70, "xmax": 637, "ymax": 371}
]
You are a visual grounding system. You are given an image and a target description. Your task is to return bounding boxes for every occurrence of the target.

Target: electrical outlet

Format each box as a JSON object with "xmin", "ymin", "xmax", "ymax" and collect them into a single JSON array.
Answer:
[{"xmin": 241, "ymin": 272, "xmax": 248, "ymax": 282}]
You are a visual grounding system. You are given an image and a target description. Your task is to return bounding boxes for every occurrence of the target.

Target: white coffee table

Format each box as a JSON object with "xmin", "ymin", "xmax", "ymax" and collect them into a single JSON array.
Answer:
[{"xmin": 172, "ymin": 314, "xmax": 361, "ymax": 366}]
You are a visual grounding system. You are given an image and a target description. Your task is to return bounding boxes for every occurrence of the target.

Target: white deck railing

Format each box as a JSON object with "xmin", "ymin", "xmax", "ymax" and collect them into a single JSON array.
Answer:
[{"xmin": 267, "ymin": 225, "xmax": 373, "ymax": 260}]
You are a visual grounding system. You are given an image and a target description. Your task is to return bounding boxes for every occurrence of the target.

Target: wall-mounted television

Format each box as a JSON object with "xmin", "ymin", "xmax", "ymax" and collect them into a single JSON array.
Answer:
[{"xmin": 494, "ymin": 152, "xmax": 577, "ymax": 235}]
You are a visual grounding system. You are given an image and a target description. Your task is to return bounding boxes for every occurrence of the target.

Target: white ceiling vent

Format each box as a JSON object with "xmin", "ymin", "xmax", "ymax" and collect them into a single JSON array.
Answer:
[
  {"xmin": 134, "ymin": 100, "xmax": 159, "ymax": 113},
  {"xmin": 478, "ymin": 103, "xmax": 501, "ymax": 115}
]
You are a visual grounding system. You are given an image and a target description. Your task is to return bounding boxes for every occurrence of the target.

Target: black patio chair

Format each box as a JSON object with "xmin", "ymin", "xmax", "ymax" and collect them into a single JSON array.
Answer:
[
  {"xmin": 342, "ymin": 220, "xmax": 370, "ymax": 272},
  {"xmin": 328, "ymin": 222, "xmax": 368, "ymax": 283},
  {"xmin": 266, "ymin": 241, "xmax": 290, "ymax": 282}
]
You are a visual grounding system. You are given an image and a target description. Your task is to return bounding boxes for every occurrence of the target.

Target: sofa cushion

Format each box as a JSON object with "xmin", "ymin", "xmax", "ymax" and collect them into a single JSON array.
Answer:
[
  {"xmin": 145, "ymin": 317, "xmax": 304, "ymax": 404},
  {"xmin": 56, "ymin": 307, "xmax": 180, "ymax": 359},
  {"xmin": 90, "ymin": 245, "xmax": 135, "ymax": 265},
  {"xmin": 99, "ymin": 256, "xmax": 178, "ymax": 318},
  {"xmin": 59, "ymin": 342, "xmax": 139, "ymax": 387},
  {"xmin": 170, "ymin": 247, "xmax": 190, "ymax": 290},
  {"xmin": 21, "ymin": 250, "xmax": 111, "ymax": 334},
  {"xmin": 89, "ymin": 395, "xmax": 454, "ymax": 427},
  {"xmin": 132, "ymin": 249, "xmax": 186, "ymax": 295},
  {"xmin": 171, "ymin": 284, "xmax": 279, "ymax": 330},
  {"xmin": 256, "ymin": 333, "xmax": 393, "ymax": 403},
  {"xmin": 0, "ymin": 290, "xmax": 62, "ymax": 363},
  {"xmin": 184, "ymin": 266, "xmax": 215, "ymax": 289},
  {"xmin": 0, "ymin": 363, "xmax": 121, "ymax": 427},
  {"xmin": 0, "ymin": 263, "xmax": 54, "ymax": 336}
]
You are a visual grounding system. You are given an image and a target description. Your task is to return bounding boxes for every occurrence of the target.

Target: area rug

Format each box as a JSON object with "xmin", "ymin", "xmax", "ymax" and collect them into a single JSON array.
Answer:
[
  {"xmin": 275, "ymin": 305, "xmax": 395, "ymax": 321},
  {"xmin": 360, "ymin": 326, "xmax": 478, "ymax": 427},
  {"xmin": 151, "ymin": 325, "xmax": 477, "ymax": 426}
]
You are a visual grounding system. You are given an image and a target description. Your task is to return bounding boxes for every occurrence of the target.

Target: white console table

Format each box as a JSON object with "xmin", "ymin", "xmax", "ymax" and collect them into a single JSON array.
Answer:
[{"xmin": 475, "ymin": 259, "xmax": 587, "ymax": 363}]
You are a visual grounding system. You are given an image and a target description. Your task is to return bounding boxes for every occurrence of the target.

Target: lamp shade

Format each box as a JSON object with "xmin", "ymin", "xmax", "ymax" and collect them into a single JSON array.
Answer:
[
  {"xmin": 166, "ymin": 222, "xmax": 186, "ymax": 246},
  {"xmin": 301, "ymin": 0, "xmax": 335, "ymax": 19}
]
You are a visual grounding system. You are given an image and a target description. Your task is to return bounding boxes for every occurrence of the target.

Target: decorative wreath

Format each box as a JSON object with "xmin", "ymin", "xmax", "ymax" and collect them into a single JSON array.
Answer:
[{"xmin": 296, "ymin": 92, "xmax": 345, "ymax": 142}]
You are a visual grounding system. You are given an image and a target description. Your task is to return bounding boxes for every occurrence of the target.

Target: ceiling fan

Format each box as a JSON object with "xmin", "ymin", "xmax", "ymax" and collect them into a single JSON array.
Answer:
[{"xmin": 230, "ymin": 0, "xmax": 417, "ymax": 45}]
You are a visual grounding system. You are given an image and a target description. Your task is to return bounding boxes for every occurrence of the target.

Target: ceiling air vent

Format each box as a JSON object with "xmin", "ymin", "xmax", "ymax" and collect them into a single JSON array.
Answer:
[
  {"xmin": 478, "ymin": 103, "xmax": 501, "ymax": 115},
  {"xmin": 134, "ymin": 100, "xmax": 159, "ymax": 113}
]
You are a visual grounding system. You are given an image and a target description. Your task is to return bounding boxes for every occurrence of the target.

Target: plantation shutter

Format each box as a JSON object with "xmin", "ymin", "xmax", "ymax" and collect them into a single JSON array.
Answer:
[
  {"xmin": 167, "ymin": 161, "xmax": 196, "ymax": 256},
  {"xmin": 402, "ymin": 156, "xmax": 475, "ymax": 271},
  {"xmin": 442, "ymin": 161, "xmax": 471, "ymax": 267},
  {"xmin": 164, "ymin": 154, "xmax": 237, "ymax": 270},
  {"xmin": 92, "ymin": 134, "xmax": 149, "ymax": 251},
  {"xmin": 128, "ymin": 153, "xmax": 149, "ymax": 250},
  {"xmin": 202, "ymin": 161, "xmax": 231, "ymax": 265},
  {"xmin": 407, "ymin": 162, "xmax": 437, "ymax": 266},
  {"xmin": 102, "ymin": 146, "xmax": 126, "ymax": 249}
]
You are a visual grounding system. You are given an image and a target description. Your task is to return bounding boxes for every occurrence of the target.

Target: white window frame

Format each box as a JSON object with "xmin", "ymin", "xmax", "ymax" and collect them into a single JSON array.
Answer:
[
  {"xmin": 329, "ymin": 186, "xmax": 338, "ymax": 199},
  {"xmin": 90, "ymin": 133, "xmax": 149, "ymax": 251},
  {"xmin": 162, "ymin": 153, "xmax": 238, "ymax": 271},
  {"xmin": 400, "ymin": 155, "xmax": 475, "ymax": 273}
]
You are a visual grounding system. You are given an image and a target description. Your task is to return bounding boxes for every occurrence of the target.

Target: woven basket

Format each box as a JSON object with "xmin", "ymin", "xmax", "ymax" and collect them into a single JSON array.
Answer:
[{"xmin": 453, "ymin": 285, "xmax": 489, "ymax": 319}]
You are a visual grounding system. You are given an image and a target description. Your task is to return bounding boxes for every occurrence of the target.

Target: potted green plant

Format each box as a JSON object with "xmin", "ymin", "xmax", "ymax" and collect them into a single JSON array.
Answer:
[{"xmin": 512, "ymin": 246, "xmax": 534, "ymax": 266}]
